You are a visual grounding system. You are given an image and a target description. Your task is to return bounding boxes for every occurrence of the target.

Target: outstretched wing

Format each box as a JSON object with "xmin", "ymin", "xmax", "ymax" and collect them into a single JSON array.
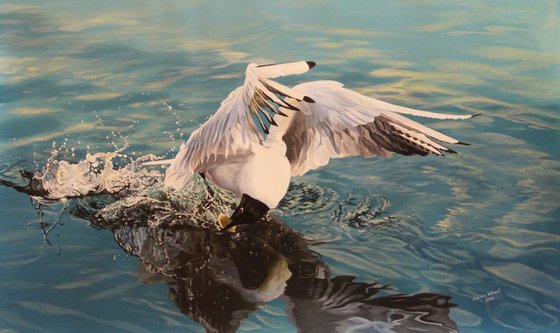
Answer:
[
  {"xmin": 164, "ymin": 61, "xmax": 315, "ymax": 189},
  {"xmin": 270, "ymin": 80, "xmax": 476, "ymax": 177}
]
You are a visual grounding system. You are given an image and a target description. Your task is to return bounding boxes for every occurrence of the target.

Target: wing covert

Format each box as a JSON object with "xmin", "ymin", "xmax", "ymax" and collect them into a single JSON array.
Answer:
[
  {"xmin": 164, "ymin": 61, "xmax": 315, "ymax": 189},
  {"xmin": 273, "ymin": 80, "xmax": 475, "ymax": 177}
]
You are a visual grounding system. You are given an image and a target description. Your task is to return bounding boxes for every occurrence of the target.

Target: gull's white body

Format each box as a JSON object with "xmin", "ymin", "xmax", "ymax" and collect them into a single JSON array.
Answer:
[
  {"xmin": 204, "ymin": 143, "xmax": 291, "ymax": 208},
  {"xmin": 161, "ymin": 61, "xmax": 475, "ymax": 209}
]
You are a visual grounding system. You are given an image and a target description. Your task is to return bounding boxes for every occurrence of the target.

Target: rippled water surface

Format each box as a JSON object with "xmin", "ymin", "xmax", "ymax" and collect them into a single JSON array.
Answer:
[{"xmin": 1, "ymin": 1, "xmax": 559, "ymax": 332}]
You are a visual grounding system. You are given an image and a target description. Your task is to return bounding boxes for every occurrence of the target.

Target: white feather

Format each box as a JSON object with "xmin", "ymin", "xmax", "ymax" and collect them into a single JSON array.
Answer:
[
  {"xmin": 268, "ymin": 80, "xmax": 472, "ymax": 176},
  {"xmin": 164, "ymin": 62, "xmax": 313, "ymax": 190},
  {"xmin": 256, "ymin": 60, "xmax": 314, "ymax": 78},
  {"xmin": 164, "ymin": 62, "xmax": 475, "ymax": 210},
  {"xmin": 365, "ymin": 98, "xmax": 475, "ymax": 120}
]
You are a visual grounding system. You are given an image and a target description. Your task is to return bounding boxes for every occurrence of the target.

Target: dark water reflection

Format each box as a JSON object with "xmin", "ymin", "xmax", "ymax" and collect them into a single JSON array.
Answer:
[
  {"xmin": 97, "ymin": 211, "xmax": 457, "ymax": 331},
  {"xmin": 109, "ymin": 221, "xmax": 458, "ymax": 333}
]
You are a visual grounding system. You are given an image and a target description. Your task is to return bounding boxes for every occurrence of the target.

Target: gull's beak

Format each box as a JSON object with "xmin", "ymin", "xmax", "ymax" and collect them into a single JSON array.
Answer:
[
  {"xmin": 217, "ymin": 213, "xmax": 234, "ymax": 232},
  {"xmin": 219, "ymin": 193, "xmax": 269, "ymax": 232}
]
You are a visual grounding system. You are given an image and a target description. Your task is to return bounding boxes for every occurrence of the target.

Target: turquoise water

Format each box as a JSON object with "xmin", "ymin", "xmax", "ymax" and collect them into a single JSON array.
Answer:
[{"xmin": 1, "ymin": 1, "xmax": 559, "ymax": 332}]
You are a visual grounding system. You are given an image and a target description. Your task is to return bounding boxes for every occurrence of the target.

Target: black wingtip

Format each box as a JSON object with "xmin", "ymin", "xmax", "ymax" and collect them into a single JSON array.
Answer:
[
  {"xmin": 471, "ymin": 113, "xmax": 482, "ymax": 118},
  {"xmin": 457, "ymin": 141, "xmax": 471, "ymax": 146},
  {"xmin": 303, "ymin": 96, "xmax": 315, "ymax": 103},
  {"xmin": 306, "ymin": 61, "xmax": 316, "ymax": 70}
]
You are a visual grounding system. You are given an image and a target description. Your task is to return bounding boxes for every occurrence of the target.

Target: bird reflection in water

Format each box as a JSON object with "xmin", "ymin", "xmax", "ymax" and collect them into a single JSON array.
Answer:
[
  {"xmin": 104, "ymin": 218, "xmax": 457, "ymax": 333},
  {"xmin": 1, "ymin": 175, "xmax": 458, "ymax": 333}
]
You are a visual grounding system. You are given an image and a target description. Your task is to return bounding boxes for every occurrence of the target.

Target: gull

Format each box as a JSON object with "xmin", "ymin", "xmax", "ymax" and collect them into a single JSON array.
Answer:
[{"xmin": 150, "ymin": 61, "xmax": 476, "ymax": 230}]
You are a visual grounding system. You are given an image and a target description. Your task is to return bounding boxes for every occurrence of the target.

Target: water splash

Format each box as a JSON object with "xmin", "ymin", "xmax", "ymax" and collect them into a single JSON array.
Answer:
[
  {"xmin": 4, "ymin": 140, "xmax": 400, "ymax": 234},
  {"xmin": 1, "ymin": 137, "xmax": 237, "ymax": 230},
  {"xmin": 31, "ymin": 146, "xmax": 163, "ymax": 200},
  {"xmin": 96, "ymin": 177, "xmax": 237, "ymax": 230}
]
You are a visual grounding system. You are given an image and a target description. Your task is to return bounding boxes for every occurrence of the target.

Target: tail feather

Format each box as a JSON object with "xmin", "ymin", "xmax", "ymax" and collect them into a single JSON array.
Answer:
[
  {"xmin": 366, "ymin": 98, "xmax": 476, "ymax": 120},
  {"xmin": 386, "ymin": 111, "xmax": 462, "ymax": 145},
  {"xmin": 389, "ymin": 122, "xmax": 450, "ymax": 156},
  {"xmin": 261, "ymin": 78, "xmax": 315, "ymax": 103},
  {"xmin": 257, "ymin": 60, "xmax": 315, "ymax": 79},
  {"xmin": 163, "ymin": 148, "xmax": 193, "ymax": 189}
]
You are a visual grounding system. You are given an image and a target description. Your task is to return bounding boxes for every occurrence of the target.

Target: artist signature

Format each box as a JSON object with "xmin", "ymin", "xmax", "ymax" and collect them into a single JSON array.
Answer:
[{"xmin": 472, "ymin": 288, "xmax": 501, "ymax": 303}]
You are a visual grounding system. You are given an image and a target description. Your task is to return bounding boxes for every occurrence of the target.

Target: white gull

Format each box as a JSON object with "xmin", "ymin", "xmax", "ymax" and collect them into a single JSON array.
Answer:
[{"xmin": 150, "ymin": 61, "xmax": 476, "ymax": 230}]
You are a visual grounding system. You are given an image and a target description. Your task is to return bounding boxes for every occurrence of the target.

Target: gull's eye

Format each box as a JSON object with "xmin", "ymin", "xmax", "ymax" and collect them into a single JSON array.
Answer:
[{"xmin": 239, "ymin": 207, "xmax": 245, "ymax": 214}]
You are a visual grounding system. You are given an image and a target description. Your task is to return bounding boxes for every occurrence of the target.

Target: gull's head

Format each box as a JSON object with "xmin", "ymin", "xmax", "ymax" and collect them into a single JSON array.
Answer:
[{"xmin": 221, "ymin": 193, "xmax": 269, "ymax": 231}]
